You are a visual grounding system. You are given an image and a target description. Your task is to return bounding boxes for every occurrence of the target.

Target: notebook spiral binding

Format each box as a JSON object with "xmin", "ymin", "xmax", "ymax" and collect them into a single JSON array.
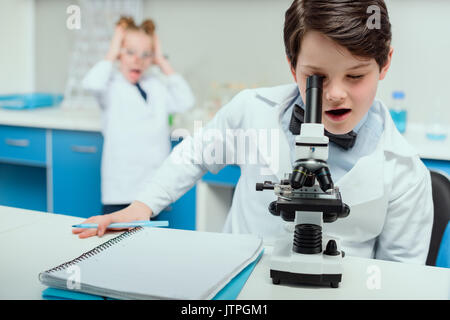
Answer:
[{"xmin": 44, "ymin": 227, "xmax": 144, "ymax": 274}]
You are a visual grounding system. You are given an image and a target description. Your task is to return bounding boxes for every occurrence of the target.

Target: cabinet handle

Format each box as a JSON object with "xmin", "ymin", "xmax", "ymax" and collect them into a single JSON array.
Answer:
[
  {"xmin": 71, "ymin": 145, "xmax": 97, "ymax": 154},
  {"xmin": 5, "ymin": 138, "xmax": 30, "ymax": 147}
]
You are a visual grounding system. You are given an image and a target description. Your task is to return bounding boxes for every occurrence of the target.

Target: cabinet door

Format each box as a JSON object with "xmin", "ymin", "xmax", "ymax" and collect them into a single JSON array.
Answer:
[
  {"xmin": 0, "ymin": 162, "xmax": 47, "ymax": 212},
  {"xmin": 52, "ymin": 130, "xmax": 103, "ymax": 218},
  {"xmin": 153, "ymin": 185, "xmax": 197, "ymax": 230},
  {"xmin": 0, "ymin": 125, "xmax": 47, "ymax": 211},
  {"xmin": 152, "ymin": 138, "xmax": 196, "ymax": 230},
  {"xmin": 0, "ymin": 125, "xmax": 46, "ymax": 166},
  {"xmin": 422, "ymin": 159, "xmax": 450, "ymax": 177}
]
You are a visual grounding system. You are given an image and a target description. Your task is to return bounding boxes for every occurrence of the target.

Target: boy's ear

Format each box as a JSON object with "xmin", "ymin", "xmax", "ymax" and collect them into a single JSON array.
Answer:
[
  {"xmin": 286, "ymin": 55, "xmax": 298, "ymax": 82},
  {"xmin": 379, "ymin": 47, "xmax": 394, "ymax": 80}
]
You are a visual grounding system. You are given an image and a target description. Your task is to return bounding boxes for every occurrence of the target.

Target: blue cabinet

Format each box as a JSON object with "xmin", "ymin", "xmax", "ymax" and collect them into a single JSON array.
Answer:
[
  {"xmin": 154, "ymin": 186, "xmax": 197, "ymax": 230},
  {"xmin": 153, "ymin": 138, "xmax": 197, "ymax": 230},
  {"xmin": 0, "ymin": 125, "xmax": 46, "ymax": 166},
  {"xmin": 0, "ymin": 125, "xmax": 47, "ymax": 211},
  {"xmin": 52, "ymin": 130, "xmax": 103, "ymax": 218},
  {"xmin": 0, "ymin": 162, "xmax": 47, "ymax": 212},
  {"xmin": 202, "ymin": 165, "xmax": 241, "ymax": 187},
  {"xmin": 0, "ymin": 126, "xmax": 197, "ymax": 230}
]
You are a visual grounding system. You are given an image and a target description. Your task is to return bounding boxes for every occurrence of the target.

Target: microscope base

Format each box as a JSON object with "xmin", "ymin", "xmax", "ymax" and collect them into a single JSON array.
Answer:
[
  {"xmin": 269, "ymin": 235, "xmax": 344, "ymax": 288},
  {"xmin": 270, "ymin": 269, "xmax": 341, "ymax": 288}
]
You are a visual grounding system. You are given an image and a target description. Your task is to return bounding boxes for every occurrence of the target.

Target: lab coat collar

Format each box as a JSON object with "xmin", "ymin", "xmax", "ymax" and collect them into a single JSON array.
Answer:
[
  {"xmin": 254, "ymin": 84, "xmax": 297, "ymax": 180},
  {"xmin": 255, "ymin": 83, "xmax": 299, "ymax": 108}
]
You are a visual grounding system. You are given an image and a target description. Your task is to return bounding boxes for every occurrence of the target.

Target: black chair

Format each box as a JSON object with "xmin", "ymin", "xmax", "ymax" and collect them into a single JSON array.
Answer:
[{"xmin": 426, "ymin": 170, "xmax": 450, "ymax": 266}]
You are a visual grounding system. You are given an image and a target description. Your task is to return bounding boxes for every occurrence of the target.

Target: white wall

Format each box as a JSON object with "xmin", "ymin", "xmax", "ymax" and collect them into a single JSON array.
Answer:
[
  {"xmin": 34, "ymin": 0, "xmax": 73, "ymax": 96},
  {"xmin": 0, "ymin": 0, "xmax": 35, "ymax": 93},
  {"xmin": 377, "ymin": 0, "xmax": 450, "ymax": 123},
  {"xmin": 26, "ymin": 0, "xmax": 450, "ymax": 124}
]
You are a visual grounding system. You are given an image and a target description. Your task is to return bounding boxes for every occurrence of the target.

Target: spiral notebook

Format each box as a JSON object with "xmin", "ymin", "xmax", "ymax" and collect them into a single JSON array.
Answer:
[{"xmin": 39, "ymin": 227, "xmax": 263, "ymax": 300}]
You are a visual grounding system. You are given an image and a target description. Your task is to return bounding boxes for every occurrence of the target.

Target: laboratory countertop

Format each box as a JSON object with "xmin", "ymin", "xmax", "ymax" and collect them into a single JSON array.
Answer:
[
  {"xmin": 0, "ymin": 105, "xmax": 449, "ymax": 161},
  {"xmin": 0, "ymin": 105, "xmax": 102, "ymax": 132},
  {"xmin": 0, "ymin": 205, "xmax": 449, "ymax": 300}
]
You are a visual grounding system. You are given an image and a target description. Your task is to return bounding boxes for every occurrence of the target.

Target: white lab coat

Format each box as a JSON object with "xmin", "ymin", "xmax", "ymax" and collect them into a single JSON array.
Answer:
[
  {"xmin": 136, "ymin": 83, "xmax": 433, "ymax": 264},
  {"xmin": 82, "ymin": 61, "xmax": 195, "ymax": 204}
]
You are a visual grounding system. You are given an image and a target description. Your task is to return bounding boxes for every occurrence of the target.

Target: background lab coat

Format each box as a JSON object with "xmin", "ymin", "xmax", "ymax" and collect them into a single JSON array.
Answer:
[{"xmin": 83, "ymin": 61, "xmax": 195, "ymax": 204}]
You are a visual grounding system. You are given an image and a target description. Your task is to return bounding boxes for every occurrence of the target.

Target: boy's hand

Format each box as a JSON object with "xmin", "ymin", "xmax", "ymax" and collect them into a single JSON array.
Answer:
[
  {"xmin": 72, "ymin": 201, "xmax": 153, "ymax": 239},
  {"xmin": 106, "ymin": 25, "xmax": 126, "ymax": 61}
]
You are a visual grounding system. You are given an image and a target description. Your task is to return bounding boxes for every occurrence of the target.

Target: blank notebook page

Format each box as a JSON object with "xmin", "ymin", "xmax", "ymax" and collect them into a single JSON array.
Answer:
[{"xmin": 40, "ymin": 227, "xmax": 263, "ymax": 300}]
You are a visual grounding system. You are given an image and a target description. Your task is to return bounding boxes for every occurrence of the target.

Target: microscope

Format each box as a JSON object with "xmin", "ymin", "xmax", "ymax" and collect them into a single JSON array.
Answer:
[{"xmin": 256, "ymin": 75, "xmax": 350, "ymax": 288}]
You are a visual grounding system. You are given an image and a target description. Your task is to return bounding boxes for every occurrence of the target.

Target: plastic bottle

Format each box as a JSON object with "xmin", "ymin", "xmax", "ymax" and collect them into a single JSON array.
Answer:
[{"xmin": 389, "ymin": 91, "xmax": 407, "ymax": 134}]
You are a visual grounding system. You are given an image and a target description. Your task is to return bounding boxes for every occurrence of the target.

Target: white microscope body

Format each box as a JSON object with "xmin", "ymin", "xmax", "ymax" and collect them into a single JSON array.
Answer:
[{"xmin": 256, "ymin": 75, "xmax": 350, "ymax": 288}]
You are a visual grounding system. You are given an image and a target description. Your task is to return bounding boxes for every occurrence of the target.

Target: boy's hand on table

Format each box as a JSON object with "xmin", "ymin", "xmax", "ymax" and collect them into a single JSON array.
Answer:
[{"xmin": 72, "ymin": 201, "xmax": 153, "ymax": 239}]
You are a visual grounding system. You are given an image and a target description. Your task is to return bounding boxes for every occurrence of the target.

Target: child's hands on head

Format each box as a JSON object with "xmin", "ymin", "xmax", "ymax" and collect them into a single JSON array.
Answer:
[
  {"xmin": 105, "ymin": 16, "xmax": 159, "ymax": 83},
  {"xmin": 105, "ymin": 16, "xmax": 175, "ymax": 81},
  {"xmin": 152, "ymin": 34, "xmax": 164, "ymax": 65},
  {"xmin": 151, "ymin": 33, "xmax": 175, "ymax": 76}
]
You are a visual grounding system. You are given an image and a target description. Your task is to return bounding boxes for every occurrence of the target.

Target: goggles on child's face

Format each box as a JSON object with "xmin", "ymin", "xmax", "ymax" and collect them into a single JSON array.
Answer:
[{"xmin": 120, "ymin": 48, "xmax": 154, "ymax": 60}]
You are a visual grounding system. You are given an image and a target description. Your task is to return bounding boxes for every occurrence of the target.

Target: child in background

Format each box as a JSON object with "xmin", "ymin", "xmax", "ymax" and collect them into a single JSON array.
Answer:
[
  {"xmin": 75, "ymin": 1, "xmax": 433, "ymax": 265},
  {"xmin": 82, "ymin": 16, "xmax": 194, "ymax": 214}
]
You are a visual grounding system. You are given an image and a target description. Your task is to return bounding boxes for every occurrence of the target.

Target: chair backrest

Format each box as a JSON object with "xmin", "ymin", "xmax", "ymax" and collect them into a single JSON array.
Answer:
[
  {"xmin": 436, "ymin": 222, "xmax": 450, "ymax": 268},
  {"xmin": 426, "ymin": 170, "xmax": 450, "ymax": 266}
]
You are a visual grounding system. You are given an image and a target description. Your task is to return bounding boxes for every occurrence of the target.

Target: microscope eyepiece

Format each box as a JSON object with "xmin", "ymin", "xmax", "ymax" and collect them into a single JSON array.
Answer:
[
  {"xmin": 306, "ymin": 75, "xmax": 324, "ymax": 90},
  {"xmin": 305, "ymin": 75, "xmax": 324, "ymax": 124}
]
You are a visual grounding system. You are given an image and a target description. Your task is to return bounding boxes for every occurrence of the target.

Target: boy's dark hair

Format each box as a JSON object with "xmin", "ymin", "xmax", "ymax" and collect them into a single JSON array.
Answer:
[{"xmin": 284, "ymin": 0, "xmax": 392, "ymax": 70}]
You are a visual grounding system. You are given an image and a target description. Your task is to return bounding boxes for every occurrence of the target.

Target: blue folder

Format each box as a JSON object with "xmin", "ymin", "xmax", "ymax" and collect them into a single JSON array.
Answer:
[
  {"xmin": 0, "ymin": 93, "xmax": 63, "ymax": 110},
  {"xmin": 42, "ymin": 250, "xmax": 263, "ymax": 300}
]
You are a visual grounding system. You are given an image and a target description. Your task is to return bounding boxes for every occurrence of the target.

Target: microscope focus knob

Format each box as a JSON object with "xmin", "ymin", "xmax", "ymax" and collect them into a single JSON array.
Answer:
[
  {"xmin": 256, "ymin": 181, "xmax": 275, "ymax": 191},
  {"xmin": 324, "ymin": 240, "xmax": 340, "ymax": 256},
  {"xmin": 268, "ymin": 201, "xmax": 278, "ymax": 216},
  {"xmin": 339, "ymin": 203, "xmax": 350, "ymax": 218}
]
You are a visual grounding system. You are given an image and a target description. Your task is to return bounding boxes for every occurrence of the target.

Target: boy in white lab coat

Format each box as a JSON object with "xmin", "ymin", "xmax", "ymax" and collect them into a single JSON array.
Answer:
[
  {"xmin": 74, "ymin": 1, "xmax": 433, "ymax": 265},
  {"xmin": 82, "ymin": 17, "xmax": 194, "ymax": 214}
]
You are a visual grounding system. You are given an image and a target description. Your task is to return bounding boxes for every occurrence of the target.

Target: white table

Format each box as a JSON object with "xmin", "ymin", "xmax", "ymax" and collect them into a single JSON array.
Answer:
[{"xmin": 0, "ymin": 205, "xmax": 448, "ymax": 300}]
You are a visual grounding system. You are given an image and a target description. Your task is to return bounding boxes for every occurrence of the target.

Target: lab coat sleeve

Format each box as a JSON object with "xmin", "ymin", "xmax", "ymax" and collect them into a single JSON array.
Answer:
[
  {"xmin": 375, "ymin": 164, "xmax": 434, "ymax": 264},
  {"xmin": 81, "ymin": 60, "xmax": 114, "ymax": 92},
  {"xmin": 81, "ymin": 60, "xmax": 115, "ymax": 110},
  {"xmin": 163, "ymin": 74, "xmax": 195, "ymax": 113},
  {"xmin": 134, "ymin": 89, "xmax": 249, "ymax": 216}
]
